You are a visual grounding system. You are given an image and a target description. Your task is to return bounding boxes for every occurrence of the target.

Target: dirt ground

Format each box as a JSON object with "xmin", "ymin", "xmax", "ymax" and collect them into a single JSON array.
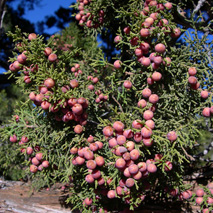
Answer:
[
  {"xmin": 0, "ymin": 178, "xmax": 205, "ymax": 213},
  {"xmin": 0, "ymin": 180, "xmax": 72, "ymax": 213}
]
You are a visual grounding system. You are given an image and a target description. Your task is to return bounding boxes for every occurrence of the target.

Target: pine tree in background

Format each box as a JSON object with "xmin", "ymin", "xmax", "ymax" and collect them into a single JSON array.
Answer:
[
  {"xmin": 1, "ymin": 0, "xmax": 213, "ymax": 212},
  {"xmin": 0, "ymin": 84, "xmax": 27, "ymax": 180}
]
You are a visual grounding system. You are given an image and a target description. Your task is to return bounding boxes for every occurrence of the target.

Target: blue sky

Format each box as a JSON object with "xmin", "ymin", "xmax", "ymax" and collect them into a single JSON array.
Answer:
[{"xmin": 11, "ymin": 0, "xmax": 75, "ymax": 34}]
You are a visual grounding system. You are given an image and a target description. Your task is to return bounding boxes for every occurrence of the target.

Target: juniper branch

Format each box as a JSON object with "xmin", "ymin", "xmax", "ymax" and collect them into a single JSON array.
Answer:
[{"xmin": 193, "ymin": 0, "xmax": 206, "ymax": 14}]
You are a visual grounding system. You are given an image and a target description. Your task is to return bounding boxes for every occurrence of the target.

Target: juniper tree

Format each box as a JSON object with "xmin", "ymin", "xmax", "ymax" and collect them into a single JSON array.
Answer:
[{"xmin": 1, "ymin": 0, "xmax": 213, "ymax": 212}]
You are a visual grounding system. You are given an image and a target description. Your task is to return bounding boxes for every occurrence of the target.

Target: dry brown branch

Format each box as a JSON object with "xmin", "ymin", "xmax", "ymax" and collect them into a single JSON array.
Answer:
[
  {"xmin": 112, "ymin": 95, "xmax": 124, "ymax": 113},
  {"xmin": 181, "ymin": 146, "xmax": 196, "ymax": 161}
]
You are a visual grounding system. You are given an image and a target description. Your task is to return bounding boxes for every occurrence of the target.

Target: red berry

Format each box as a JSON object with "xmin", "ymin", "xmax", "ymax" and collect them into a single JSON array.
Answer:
[
  {"xmin": 30, "ymin": 164, "xmax": 38, "ymax": 173},
  {"xmin": 167, "ymin": 131, "xmax": 177, "ymax": 142},
  {"xmin": 114, "ymin": 60, "xmax": 121, "ymax": 69},
  {"xmin": 117, "ymin": 135, "xmax": 126, "ymax": 145},
  {"xmin": 144, "ymin": 17, "xmax": 154, "ymax": 26},
  {"xmin": 155, "ymin": 43, "xmax": 166, "ymax": 54},
  {"xmin": 24, "ymin": 76, "xmax": 31, "ymax": 84},
  {"xmin": 138, "ymin": 99, "xmax": 147, "ymax": 108},
  {"xmin": 188, "ymin": 76, "xmax": 197, "ymax": 85},
  {"xmin": 135, "ymin": 48, "xmax": 143, "ymax": 57},
  {"xmin": 70, "ymin": 147, "xmax": 78, "ymax": 154},
  {"xmin": 126, "ymin": 141, "xmax": 135, "ymax": 151},
  {"xmin": 86, "ymin": 160, "xmax": 97, "ymax": 170},
  {"xmin": 147, "ymin": 163, "xmax": 157, "ymax": 173},
  {"xmin": 140, "ymin": 57, "xmax": 151, "ymax": 67},
  {"xmin": 147, "ymin": 77, "xmax": 154, "ymax": 85},
  {"xmin": 143, "ymin": 138, "xmax": 154, "ymax": 147},
  {"xmin": 196, "ymin": 197, "xmax": 203, "ymax": 205},
  {"xmin": 70, "ymin": 79, "xmax": 79, "ymax": 88},
  {"xmin": 95, "ymin": 156, "xmax": 105, "ymax": 166},
  {"xmin": 107, "ymin": 190, "xmax": 116, "ymax": 199},
  {"xmin": 140, "ymin": 42, "xmax": 150, "ymax": 52},
  {"xmin": 26, "ymin": 147, "xmax": 33, "ymax": 155},
  {"xmin": 145, "ymin": 120, "xmax": 155, "ymax": 129},
  {"xmin": 114, "ymin": 35, "xmax": 122, "ymax": 43},
  {"xmin": 150, "ymin": 12, "xmax": 158, "ymax": 20},
  {"xmin": 149, "ymin": 94, "xmax": 159, "ymax": 104},
  {"xmin": 190, "ymin": 82, "xmax": 200, "ymax": 90},
  {"xmin": 93, "ymin": 77, "xmax": 99, "ymax": 84},
  {"xmin": 202, "ymin": 208, "xmax": 210, "ymax": 213},
  {"xmin": 164, "ymin": 161, "xmax": 173, "ymax": 171},
  {"xmin": 132, "ymin": 120, "xmax": 143, "ymax": 129},
  {"xmin": 103, "ymin": 126, "xmax": 114, "ymax": 137},
  {"xmin": 171, "ymin": 28, "xmax": 181, "ymax": 38},
  {"xmin": 44, "ymin": 78, "xmax": 55, "ymax": 88},
  {"xmin": 84, "ymin": 149, "xmax": 94, "ymax": 160},
  {"xmin": 207, "ymin": 197, "xmax": 213, "ymax": 204},
  {"xmin": 196, "ymin": 188, "xmax": 204, "ymax": 197},
  {"xmin": 164, "ymin": 2, "xmax": 172, "ymax": 10},
  {"xmin": 72, "ymin": 104, "xmax": 83, "ymax": 115},
  {"xmin": 84, "ymin": 198, "xmax": 92, "ymax": 206},
  {"xmin": 143, "ymin": 110, "xmax": 154, "ymax": 120},
  {"xmin": 9, "ymin": 63, "xmax": 16, "ymax": 72},
  {"xmin": 164, "ymin": 57, "xmax": 172, "ymax": 66},
  {"xmin": 200, "ymin": 91, "xmax": 209, "ymax": 99},
  {"xmin": 74, "ymin": 125, "xmax": 83, "ymax": 134},
  {"xmin": 202, "ymin": 107, "xmax": 211, "ymax": 117},
  {"xmin": 188, "ymin": 67, "xmax": 197, "ymax": 76},
  {"xmin": 41, "ymin": 101, "xmax": 51, "ymax": 110},
  {"xmin": 13, "ymin": 61, "xmax": 21, "ymax": 70},
  {"xmin": 42, "ymin": 160, "xmax": 50, "ymax": 168},
  {"xmin": 113, "ymin": 121, "xmax": 125, "ymax": 132},
  {"xmin": 17, "ymin": 54, "xmax": 26, "ymax": 64},
  {"xmin": 44, "ymin": 47, "xmax": 52, "ymax": 56},
  {"xmin": 152, "ymin": 54, "xmax": 162, "ymax": 65},
  {"xmin": 28, "ymin": 33, "xmax": 37, "ymax": 41},
  {"xmin": 89, "ymin": 143, "xmax": 99, "ymax": 152},
  {"xmin": 140, "ymin": 28, "xmax": 150, "ymax": 37},
  {"xmin": 21, "ymin": 136, "xmax": 29, "ymax": 143},
  {"xmin": 32, "ymin": 157, "xmax": 40, "ymax": 166},
  {"xmin": 123, "ymin": 26, "xmax": 130, "ymax": 34},
  {"xmin": 142, "ymin": 88, "xmax": 152, "ymax": 98},
  {"xmin": 130, "ymin": 149, "xmax": 140, "ymax": 160},
  {"xmin": 130, "ymin": 37, "xmax": 139, "ymax": 46},
  {"xmin": 207, "ymin": 182, "xmax": 213, "ymax": 189},
  {"xmin": 85, "ymin": 174, "xmax": 94, "ymax": 183},
  {"xmin": 115, "ymin": 158, "xmax": 126, "ymax": 169},
  {"xmin": 125, "ymin": 178, "xmax": 135, "ymax": 188},
  {"xmin": 36, "ymin": 153, "xmax": 43, "ymax": 161},
  {"xmin": 128, "ymin": 164, "xmax": 139, "ymax": 174},
  {"xmin": 123, "ymin": 80, "xmax": 132, "ymax": 89},
  {"xmin": 88, "ymin": 85, "xmax": 94, "ymax": 90},
  {"xmin": 38, "ymin": 165, "xmax": 44, "ymax": 171},
  {"xmin": 181, "ymin": 190, "xmax": 192, "ymax": 200},
  {"xmin": 123, "ymin": 129, "xmax": 134, "ymax": 138},
  {"xmin": 92, "ymin": 169, "xmax": 101, "ymax": 179},
  {"xmin": 76, "ymin": 156, "xmax": 85, "ymax": 165},
  {"xmin": 108, "ymin": 137, "xmax": 118, "ymax": 148},
  {"xmin": 10, "ymin": 135, "xmax": 17, "ymax": 143},
  {"xmin": 48, "ymin": 53, "xmax": 57, "ymax": 62},
  {"xmin": 138, "ymin": 162, "xmax": 147, "ymax": 172},
  {"xmin": 141, "ymin": 127, "xmax": 152, "ymax": 138},
  {"xmin": 134, "ymin": 132, "xmax": 142, "ymax": 143},
  {"xmin": 152, "ymin": 71, "xmax": 162, "ymax": 81}
]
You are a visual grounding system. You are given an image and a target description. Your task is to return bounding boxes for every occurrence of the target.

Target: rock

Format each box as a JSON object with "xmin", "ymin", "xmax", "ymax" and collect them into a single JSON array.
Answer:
[{"xmin": 0, "ymin": 181, "xmax": 72, "ymax": 213}]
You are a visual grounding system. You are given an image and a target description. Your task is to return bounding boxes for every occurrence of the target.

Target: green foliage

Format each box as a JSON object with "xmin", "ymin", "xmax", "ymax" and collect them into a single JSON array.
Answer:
[
  {"xmin": 0, "ymin": 139, "xmax": 25, "ymax": 180},
  {"xmin": 1, "ymin": 0, "xmax": 213, "ymax": 212},
  {"xmin": 0, "ymin": 84, "xmax": 27, "ymax": 180},
  {"xmin": 0, "ymin": 84, "xmax": 27, "ymax": 123}
]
